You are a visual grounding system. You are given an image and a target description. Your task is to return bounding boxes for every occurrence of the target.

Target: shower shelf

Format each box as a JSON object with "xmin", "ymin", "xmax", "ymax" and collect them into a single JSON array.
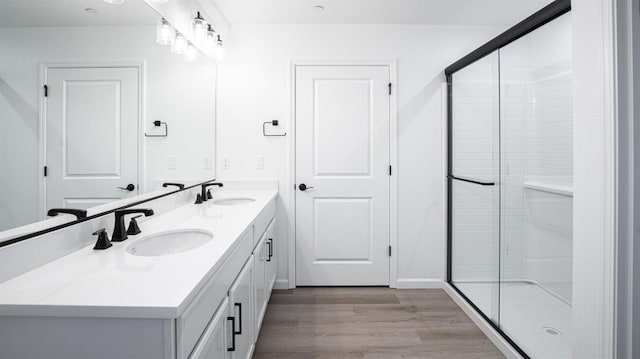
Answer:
[{"xmin": 523, "ymin": 181, "xmax": 573, "ymax": 197}]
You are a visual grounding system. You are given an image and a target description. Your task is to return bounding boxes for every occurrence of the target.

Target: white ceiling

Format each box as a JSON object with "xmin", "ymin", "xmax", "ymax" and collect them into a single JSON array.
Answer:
[
  {"xmin": 0, "ymin": 0, "xmax": 158, "ymax": 27},
  {"xmin": 208, "ymin": 0, "xmax": 554, "ymax": 25}
]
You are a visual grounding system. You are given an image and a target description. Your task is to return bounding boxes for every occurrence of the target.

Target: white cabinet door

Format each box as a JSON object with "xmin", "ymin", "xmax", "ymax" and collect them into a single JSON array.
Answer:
[
  {"xmin": 253, "ymin": 234, "xmax": 267, "ymax": 339},
  {"xmin": 228, "ymin": 258, "xmax": 254, "ymax": 359},
  {"xmin": 265, "ymin": 219, "xmax": 277, "ymax": 296},
  {"xmin": 189, "ymin": 298, "xmax": 230, "ymax": 359}
]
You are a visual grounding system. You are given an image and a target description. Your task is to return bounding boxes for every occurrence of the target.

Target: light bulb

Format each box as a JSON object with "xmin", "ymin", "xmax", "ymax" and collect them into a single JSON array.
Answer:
[
  {"xmin": 192, "ymin": 12, "xmax": 207, "ymax": 41},
  {"xmin": 171, "ymin": 32, "xmax": 187, "ymax": 54},
  {"xmin": 214, "ymin": 35, "xmax": 225, "ymax": 63},
  {"xmin": 185, "ymin": 42, "xmax": 198, "ymax": 62},
  {"xmin": 156, "ymin": 18, "xmax": 174, "ymax": 45},
  {"xmin": 206, "ymin": 24, "xmax": 217, "ymax": 52},
  {"xmin": 102, "ymin": 0, "xmax": 124, "ymax": 4}
]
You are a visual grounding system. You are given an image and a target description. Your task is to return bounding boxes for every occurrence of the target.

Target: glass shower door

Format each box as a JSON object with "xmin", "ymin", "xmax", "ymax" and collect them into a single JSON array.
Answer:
[{"xmin": 450, "ymin": 52, "xmax": 500, "ymax": 323}]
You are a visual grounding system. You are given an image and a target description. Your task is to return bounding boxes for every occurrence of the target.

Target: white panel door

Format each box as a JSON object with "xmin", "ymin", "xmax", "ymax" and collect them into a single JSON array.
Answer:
[
  {"xmin": 295, "ymin": 65, "xmax": 390, "ymax": 286},
  {"xmin": 45, "ymin": 66, "xmax": 139, "ymax": 211}
]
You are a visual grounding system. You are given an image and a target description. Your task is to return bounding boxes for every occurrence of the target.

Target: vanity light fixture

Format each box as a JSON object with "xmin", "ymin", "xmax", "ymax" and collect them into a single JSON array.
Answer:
[
  {"xmin": 185, "ymin": 42, "xmax": 198, "ymax": 62},
  {"xmin": 101, "ymin": 0, "xmax": 124, "ymax": 4},
  {"xmin": 215, "ymin": 35, "xmax": 225, "ymax": 62},
  {"xmin": 192, "ymin": 12, "xmax": 208, "ymax": 40},
  {"xmin": 156, "ymin": 18, "xmax": 174, "ymax": 45},
  {"xmin": 171, "ymin": 32, "xmax": 187, "ymax": 54},
  {"xmin": 206, "ymin": 24, "xmax": 217, "ymax": 51}
]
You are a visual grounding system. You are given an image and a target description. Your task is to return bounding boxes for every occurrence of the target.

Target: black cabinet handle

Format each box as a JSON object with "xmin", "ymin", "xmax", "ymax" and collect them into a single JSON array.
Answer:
[
  {"xmin": 266, "ymin": 241, "xmax": 272, "ymax": 262},
  {"xmin": 117, "ymin": 184, "xmax": 136, "ymax": 191},
  {"xmin": 268, "ymin": 238, "xmax": 273, "ymax": 259},
  {"xmin": 234, "ymin": 303, "xmax": 242, "ymax": 335},
  {"xmin": 227, "ymin": 316, "xmax": 236, "ymax": 352}
]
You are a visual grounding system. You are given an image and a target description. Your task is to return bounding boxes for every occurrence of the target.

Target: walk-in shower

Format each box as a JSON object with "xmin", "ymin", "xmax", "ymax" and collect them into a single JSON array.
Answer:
[{"xmin": 446, "ymin": 1, "xmax": 572, "ymax": 358}]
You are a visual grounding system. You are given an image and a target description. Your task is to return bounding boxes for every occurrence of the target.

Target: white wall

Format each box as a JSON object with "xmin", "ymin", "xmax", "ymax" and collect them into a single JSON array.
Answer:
[
  {"xmin": 0, "ymin": 25, "xmax": 216, "ymax": 231},
  {"xmin": 216, "ymin": 24, "xmax": 506, "ymax": 287}
]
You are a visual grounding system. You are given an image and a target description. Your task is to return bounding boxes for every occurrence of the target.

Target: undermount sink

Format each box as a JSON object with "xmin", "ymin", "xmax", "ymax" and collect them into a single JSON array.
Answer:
[
  {"xmin": 210, "ymin": 197, "xmax": 255, "ymax": 206},
  {"xmin": 126, "ymin": 229, "xmax": 212, "ymax": 257}
]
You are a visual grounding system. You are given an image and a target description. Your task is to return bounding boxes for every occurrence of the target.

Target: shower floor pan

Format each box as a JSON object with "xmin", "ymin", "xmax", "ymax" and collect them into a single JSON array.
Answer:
[{"xmin": 455, "ymin": 281, "xmax": 571, "ymax": 359}]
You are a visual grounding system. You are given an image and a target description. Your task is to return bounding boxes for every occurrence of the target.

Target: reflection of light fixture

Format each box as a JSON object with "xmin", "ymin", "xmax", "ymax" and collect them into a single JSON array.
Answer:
[
  {"xmin": 147, "ymin": 0, "xmax": 169, "ymax": 3},
  {"xmin": 206, "ymin": 24, "xmax": 217, "ymax": 51},
  {"xmin": 192, "ymin": 12, "xmax": 207, "ymax": 40},
  {"xmin": 171, "ymin": 32, "xmax": 187, "ymax": 54},
  {"xmin": 156, "ymin": 18, "xmax": 174, "ymax": 45},
  {"xmin": 102, "ymin": 0, "xmax": 124, "ymax": 4},
  {"xmin": 185, "ymin": 42, "xmax": 198, "ymax": 62}
]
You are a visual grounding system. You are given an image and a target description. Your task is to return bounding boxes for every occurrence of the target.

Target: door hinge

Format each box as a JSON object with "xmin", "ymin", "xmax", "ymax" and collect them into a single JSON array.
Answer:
[
  {"xmin": 43, "ymin": 84, "xmax": 48, "ymax": 97},
  {"xmin": 43, "ymin": 166, "xmax": 48, "ymax": 177},
  {"xmin": 389, "ymin": 245, "xmax": 392, "ymax": 257},
  {"xmin": 388, "ymin": 83, "xmax": 392, "ymax": 95}
]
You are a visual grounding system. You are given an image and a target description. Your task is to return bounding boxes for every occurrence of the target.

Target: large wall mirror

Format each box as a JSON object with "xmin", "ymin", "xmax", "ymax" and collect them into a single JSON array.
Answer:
[{"xmin": 0, "ymin": 0, "xmax": 216, "ymax": 239}]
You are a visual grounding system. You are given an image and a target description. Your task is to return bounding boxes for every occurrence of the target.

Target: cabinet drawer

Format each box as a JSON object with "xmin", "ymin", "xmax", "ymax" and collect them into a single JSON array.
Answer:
[{"xmin": 177, "ymin": 228, "xmax": 254, "ymax": 359}]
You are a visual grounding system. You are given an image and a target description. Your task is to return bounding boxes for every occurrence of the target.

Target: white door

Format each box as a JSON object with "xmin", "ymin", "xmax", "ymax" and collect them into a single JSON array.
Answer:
[
  {"xmin": 295, "ymin": 65, "xmax": 391, "ymax": 286},
  {"xmin": 265, "ymin": 219, "xmax": 276, "ymax": 295},
  {"xmin": 45, "ymin": 66, "xmax": 139, "ymax": 211}
]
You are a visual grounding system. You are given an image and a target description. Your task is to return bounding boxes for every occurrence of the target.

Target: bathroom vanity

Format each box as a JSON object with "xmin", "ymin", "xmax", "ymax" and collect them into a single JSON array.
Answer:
[{"xmin": 0, "ymin": 187, "xmax": 278, "ymax": 359}]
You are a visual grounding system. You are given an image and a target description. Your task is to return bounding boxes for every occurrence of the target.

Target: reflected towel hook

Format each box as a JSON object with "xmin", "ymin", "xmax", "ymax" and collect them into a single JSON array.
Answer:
[
  {"xmin": 263, "ymin": 120, "xmax": 286, "ymax": 137},
  {"xmin": 145, "ymin": 121, "xmax": 168, "ymax": 137}
]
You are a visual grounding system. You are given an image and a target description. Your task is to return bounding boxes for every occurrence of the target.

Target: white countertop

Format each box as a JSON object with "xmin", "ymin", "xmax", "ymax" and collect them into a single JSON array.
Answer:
[{"xmin": 0, "ymin": 189, "xmax": 277, "ymax": 319}]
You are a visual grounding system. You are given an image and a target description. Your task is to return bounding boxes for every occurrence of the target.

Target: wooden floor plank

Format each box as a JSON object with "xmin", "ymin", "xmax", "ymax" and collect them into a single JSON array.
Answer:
[{"xmin": 254, "ymin": 288, "xmax": 505, "ymax": 358}]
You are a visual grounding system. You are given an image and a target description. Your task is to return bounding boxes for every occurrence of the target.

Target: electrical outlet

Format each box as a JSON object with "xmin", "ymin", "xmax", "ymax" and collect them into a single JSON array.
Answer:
[
  {"xmin": 222, "ymin": 157, "xmax": 230, "ymax": 170},
  {"xmin": 256, "ymin": 156, "xmax": 264, "ymax": 170},
  {"xmin": 202, "ymin": 156, "xmax": 212, "ymax": 169},
  {"xmin": 168, "ymin": 156, "xmax": 177, "ymax": 170}
]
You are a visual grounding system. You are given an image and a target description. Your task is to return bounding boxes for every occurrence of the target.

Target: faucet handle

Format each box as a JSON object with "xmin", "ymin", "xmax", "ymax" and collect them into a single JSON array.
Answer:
[
  {"xmin": 126, "ymin": 215, "xmax": 143, "ymax": 236},
  {"xmin": 92, "ymin": 228, "xmax": 112, "ymax": 250},
  {"xmin": 207, "ymin": 189, "xmax": 213, "ymax": 200},
  {"xmin": 195, "ymin": 193, "xmax": 204, "ymax": 204}
]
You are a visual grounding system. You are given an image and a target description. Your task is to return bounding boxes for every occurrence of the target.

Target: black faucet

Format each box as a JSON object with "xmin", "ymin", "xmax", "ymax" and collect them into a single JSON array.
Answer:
[
  {"xmin": 200, "ymin": 182, "xmax": 223, "ymax": 202},
  {"xmin": 162, "ymin": 182, "xmax": 185, "ymax": 190},
  {"xmin": 47, "ymin": 208, "xmax": 87, "ymax": 220},
  {"xmin": 112, "ymin": 208, "xmax": 154, "ymax": 242}
]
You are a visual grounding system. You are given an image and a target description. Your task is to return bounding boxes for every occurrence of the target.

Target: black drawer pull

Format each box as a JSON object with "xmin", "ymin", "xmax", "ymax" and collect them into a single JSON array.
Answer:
[
  {"xmin": 227, "ymin": 316, "xmax": 236, "ymax": 352},
  {"xmin": 268, "ymin": 238, "xmax": 273, "ymax": 258},
  {"xmin": 266, "ymin": 241, "xmax": 272, "ymax": 262},
  {"xmin": 234, "ymin": 303, "xmax": 242, "ymax": 335}
]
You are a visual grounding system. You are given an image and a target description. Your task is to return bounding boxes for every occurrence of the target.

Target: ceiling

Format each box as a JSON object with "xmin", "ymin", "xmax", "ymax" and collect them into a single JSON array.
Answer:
[
  {"xmin": 0, "ymin": 0, "xmax": 158, "ymax": 27},
  {"xmin": 208, "ymin": 0, "xmax": 555, "ymax": 25}
]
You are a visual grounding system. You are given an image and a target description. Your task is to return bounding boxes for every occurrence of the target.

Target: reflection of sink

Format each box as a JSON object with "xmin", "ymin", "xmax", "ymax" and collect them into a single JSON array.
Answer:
[
  {"xmin": 126, "ymin": 229, "xmax": 212, "ymax": 257},
  {"xmin": 211, "ymin": 197, "xmax": 255, "ymax": 206}
]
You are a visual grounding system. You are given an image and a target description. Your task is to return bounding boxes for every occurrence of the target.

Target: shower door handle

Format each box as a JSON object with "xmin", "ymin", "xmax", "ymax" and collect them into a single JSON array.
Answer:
[{"xmin": 448, "ymin": 175, "xmax": 495, "ymax": 186}]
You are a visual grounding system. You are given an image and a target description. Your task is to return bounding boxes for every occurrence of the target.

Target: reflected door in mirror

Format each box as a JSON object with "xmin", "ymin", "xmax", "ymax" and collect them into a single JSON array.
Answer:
[{"xmin": 45, "ymin": 66, "xmax": 139, "ymax": 210}]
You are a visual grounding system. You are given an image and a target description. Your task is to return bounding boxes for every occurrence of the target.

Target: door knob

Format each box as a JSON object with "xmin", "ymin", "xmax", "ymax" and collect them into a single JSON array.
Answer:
[
  {"xmin": 298, "ymin": 184, "xmax": 314, "ymax": 191},
  {"xmin": 117, "ymin": 184, "xmax": 135, "ymax": 191}
]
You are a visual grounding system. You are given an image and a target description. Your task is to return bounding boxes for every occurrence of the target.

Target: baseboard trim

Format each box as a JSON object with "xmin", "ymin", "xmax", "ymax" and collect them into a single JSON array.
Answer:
[
  {"xmin": 394, "ymin": 278, "xmax": 444, "ymax": 289},
  {"xmin": 443, "ymin": 283, "xmax": 524, "ymax": 359},
  {"xmin": 274, "ymin": 279, "xmax": 289, "ymax": 290}
]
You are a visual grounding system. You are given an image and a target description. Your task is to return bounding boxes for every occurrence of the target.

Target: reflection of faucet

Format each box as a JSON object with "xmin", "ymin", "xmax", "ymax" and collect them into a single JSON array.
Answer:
[
  {"xmin": 162, "ymin": 182, "xmax": 185, "ymax": 190},
  {"xmin": 201, "ymin": 182, "xmax": 223, "ymax": 202},
  {"xmin": 112, "ymin": 208, "xmax": 154, "ymax": 242},
  {"xmin": 47, "ymin": 208, "xmax": 87, "ymax": 220}
]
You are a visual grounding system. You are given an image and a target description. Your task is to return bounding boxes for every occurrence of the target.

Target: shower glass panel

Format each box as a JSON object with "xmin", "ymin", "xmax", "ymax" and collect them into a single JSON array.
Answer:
[
  {"xmin": 450, "ymin": 52, "xmax": 500, "ymax": 323},
  {"xmin": 499, "ymin": 13, "xmax": 572, "ymax": 358}
]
